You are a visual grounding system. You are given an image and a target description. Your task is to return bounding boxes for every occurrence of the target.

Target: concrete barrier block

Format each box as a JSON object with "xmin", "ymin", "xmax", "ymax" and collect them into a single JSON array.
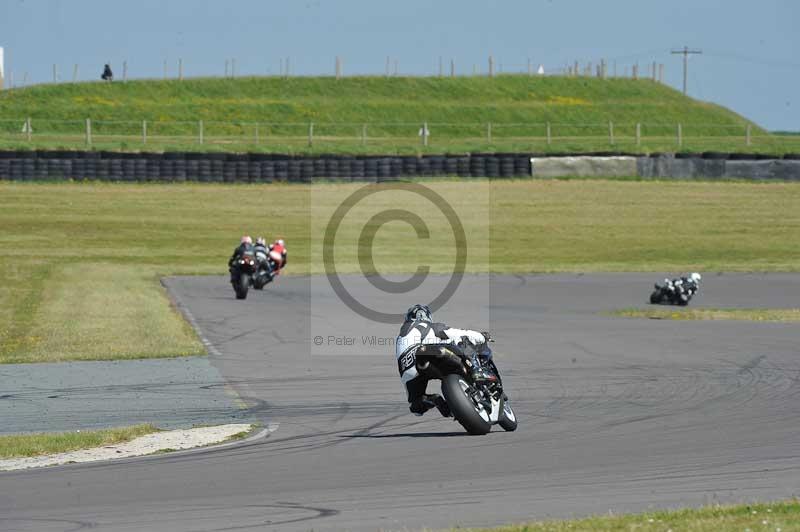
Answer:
[{"xmin": 531, "ymin": 156, "xmax": 638, "ymax": 178}]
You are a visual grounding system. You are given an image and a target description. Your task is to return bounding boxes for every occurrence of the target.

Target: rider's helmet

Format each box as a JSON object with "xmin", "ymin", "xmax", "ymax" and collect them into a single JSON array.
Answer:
[
  {"xmin": 256, "ymin": 237, "xmax": 266, "ymax": 246},
  {"xmin": 241, "ymin": 235, "xmax": 252, "ymax": 245},
  {"xmin": 275, "ymin": 238, "xmax": 285, "ymax": 247},
  {"xmin": 405, "ymin": 304, "xmax": 432, "ymax": 323},
  {"xmin": 690, "ymin": 272, "xmax": 702, "ymax": 283}
]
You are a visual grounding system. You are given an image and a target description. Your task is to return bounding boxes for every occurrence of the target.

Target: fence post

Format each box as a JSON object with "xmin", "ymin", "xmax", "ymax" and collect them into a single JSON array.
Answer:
[
  {"xmin": 677, "ymin": 123, "xmax": 682, "ymax": 147},
  {"xmin": 546, "ymin": 122, "xmax": 551, "ymax": 145},
  {"xmin": 361, "ymin": 124, "xmax": 367, "ymax": 146},
  {"xmin": 746, "ymin": 124, "xmax": 752, "ymax": 146},
  {"xmin": 26, "ymin": 117, "xmax": 32, "ymax": 142},
  {"xmin": 528, "ymin": 58, "xmax": 532, "ymax": 76},
  {"xmin": 163, "ymin": 60, "xmax": 167, "ymax": 80},
  {"xmin": 488, "ymin": 56, "xmax": 494, "ymax": 78},
  {"xmin": 123, "ymin": 61, "xmax": 128, "ymax": 82},
  {"xmin": 232, "ymin": 59, "xmax": 237, "ymax": 78},
  {"xmin": 308, "ymin": 122, "xmax": 314, "ymax": 147},
  {"xmin": 85, "ymin": 118, "xmax": 92, "ymax": 146},
  {"xmin": 73, "ymin": 64, "xmax": 78, "ymax": 82},
  {"xmin": 142, "ymin": 120, "xmax": 147, "ymax": 144},
  {"xmin": 179, "ymin": 58, "xmax": 183, "ymax": 81},
  {"xmin": 633, "ymin": 63, "xmax": 638, "ymax": 80},
  {"xmin": 609, "ymin": 121, "xmax": 614, "ymax": 145},
  {"xmin": 636, "ymin": 122, "xmax": 641, "ymax": 146},
  {"xmin": 487, "ymin": 122, "xmax": 492, "ymax": 143},
  {"xmin": 225, "ymin": 60, "xmax": 229, "ymax": 78},
  {"xmin": 199, "ymin": 120, "xmax": 204, "ymax": 144},
  {"xmin": 53, "ymin": 64, "xmax": 58, "ymax": 83},
  {"xmin": 451, "ymin": 58, "xmax": 455, "ymax": 78}
]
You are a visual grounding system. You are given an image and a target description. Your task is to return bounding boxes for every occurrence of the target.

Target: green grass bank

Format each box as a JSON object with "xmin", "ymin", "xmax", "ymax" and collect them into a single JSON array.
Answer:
[{"xmin": 2, "ymin": 76, "xmax": 793, "ymax": 154}]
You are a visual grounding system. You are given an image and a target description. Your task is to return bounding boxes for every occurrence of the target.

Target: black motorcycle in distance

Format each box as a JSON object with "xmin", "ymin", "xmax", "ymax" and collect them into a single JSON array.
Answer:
[
  {"xmin": 650, "ymin": 275, "xmax": 701, "ymax": 306},
  {"xmin": 408, "ymin": 339, "xmax": 517, "ymax": 435},
  {"xmin": 230, "ymin": 254, "xmax": 257, "ymax": 300},
  {"xmin": 252, "ymin": 258, "xmax": 276, "ymax": 291}
]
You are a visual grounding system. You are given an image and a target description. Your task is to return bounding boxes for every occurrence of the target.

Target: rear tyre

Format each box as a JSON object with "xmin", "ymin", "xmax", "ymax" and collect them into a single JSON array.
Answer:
[
  {"xmin": 441, "ymin": 374, "xmax": 492, "ymax": 435},
  {"xmin": 498, "ymin": 397, "xmax": 518, "ymax": 432},
  {"xmin": 234, "ymin": 273, "xmax": 249, "ymax": 300}
]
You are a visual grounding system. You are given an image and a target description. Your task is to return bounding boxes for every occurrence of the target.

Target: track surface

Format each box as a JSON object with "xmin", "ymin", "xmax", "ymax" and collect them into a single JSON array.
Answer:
[{"xmin": 2, "ymin": 273, "xmax": 799, "ymax": 531}]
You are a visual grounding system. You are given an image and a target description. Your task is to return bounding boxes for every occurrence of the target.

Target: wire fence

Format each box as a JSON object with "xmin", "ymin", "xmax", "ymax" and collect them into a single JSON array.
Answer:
[{"xmin": 0, "ymin": 118, "xmax": 796, "ymax": 152}]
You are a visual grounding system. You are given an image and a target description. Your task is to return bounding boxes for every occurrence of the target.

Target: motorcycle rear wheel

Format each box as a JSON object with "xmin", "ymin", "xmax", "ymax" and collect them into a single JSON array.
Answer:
[{"xmin": 441, "ymin": 374, "xmax": 492, "ymax": 435}]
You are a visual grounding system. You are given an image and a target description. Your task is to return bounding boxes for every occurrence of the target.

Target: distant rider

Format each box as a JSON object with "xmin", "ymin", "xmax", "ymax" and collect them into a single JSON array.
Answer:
[
  {"xmin": 268, "ymin": 238, "xmax": 287, "ymax": 273},
  {"xmin": 395, "ymin": 304, "xmax": 491, "ymax": 418},
  {"xmin": 254, "ymin": 236, "xmax": 270, "ymax": 269},
  {"xmin": 228, "ymin": 235, "xmax": 255, "ymax": 281},
  {"xmin": 672, "ymin": 272, "xmax": 702, "ymax": 297}
]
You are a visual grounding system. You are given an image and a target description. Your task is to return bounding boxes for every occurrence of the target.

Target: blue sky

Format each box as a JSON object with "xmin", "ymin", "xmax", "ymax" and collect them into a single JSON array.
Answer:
[{"xmin": 1, "ymin": 0, "xmax": 797, "ymax": 130}]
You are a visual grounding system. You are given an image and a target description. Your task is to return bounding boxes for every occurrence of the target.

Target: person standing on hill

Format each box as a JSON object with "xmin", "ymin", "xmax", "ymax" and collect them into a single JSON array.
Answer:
[{"xmin": 101, "ymin": 64, "xmax": 113, "ymax": 81}]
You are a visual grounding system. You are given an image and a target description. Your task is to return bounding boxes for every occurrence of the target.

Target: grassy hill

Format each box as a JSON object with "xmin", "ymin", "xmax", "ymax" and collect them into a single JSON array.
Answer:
[{"xmin": 0, "ymin": 76, "xmax": 790, "ymax": 154}]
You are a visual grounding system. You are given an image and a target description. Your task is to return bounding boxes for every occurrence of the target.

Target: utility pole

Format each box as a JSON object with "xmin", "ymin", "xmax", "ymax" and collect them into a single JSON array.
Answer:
[{"xmin": 671, "ymin": 46, "xmax": 702, "ymax": 96}]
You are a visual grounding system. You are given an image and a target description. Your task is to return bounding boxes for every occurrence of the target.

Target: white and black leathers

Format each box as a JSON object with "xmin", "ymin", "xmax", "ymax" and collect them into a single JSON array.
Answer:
[{"xmin": 395, "ymin": 318, "xmax": 485, "ymax": 399}]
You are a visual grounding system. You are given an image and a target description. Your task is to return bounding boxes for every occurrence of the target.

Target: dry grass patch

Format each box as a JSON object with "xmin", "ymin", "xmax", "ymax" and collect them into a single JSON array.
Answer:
[
  {"xmin": 611, "ymin": 307, "xmax": 800, "ymax": 322},
  {"xmin": 0, "ymin": 424, "xmax": 158, "ymax": 459},
  {"xmin": 464, "ymin": 500, "xmax": 800, "ymax": 531}
]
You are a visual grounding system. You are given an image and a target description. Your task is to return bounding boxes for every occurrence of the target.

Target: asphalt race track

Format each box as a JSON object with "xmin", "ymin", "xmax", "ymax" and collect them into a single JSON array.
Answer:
[{"xmin": 1, "ymin": 273, "xmax": 799, "ymax": 531}]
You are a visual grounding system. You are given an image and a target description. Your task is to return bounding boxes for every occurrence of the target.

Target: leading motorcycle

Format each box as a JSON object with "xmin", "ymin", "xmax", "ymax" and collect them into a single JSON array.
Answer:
[
  {"xmin": 230, "ymin": 254, "xmax": 257, "ymax": 299},
  {"xmin": 408, "ymin": 339, "xmax": 517, "ymax": 435}
]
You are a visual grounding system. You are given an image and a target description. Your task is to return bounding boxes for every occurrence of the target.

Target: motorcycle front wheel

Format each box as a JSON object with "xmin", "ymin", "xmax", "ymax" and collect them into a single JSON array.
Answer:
[
  {"xmin": 234, "ymin": 272, "xmax": 250, "ymax": 300},
  {"xmin": 498, "ymin": 397, "xmax": 518, "ymax": 432},
  {"xmin": 441, "ymin": 374, "xmax": 492, "ymax": 435},
  {"xmin": 650, "ymin": 290, "xmax": 662, "ymax": 304}
]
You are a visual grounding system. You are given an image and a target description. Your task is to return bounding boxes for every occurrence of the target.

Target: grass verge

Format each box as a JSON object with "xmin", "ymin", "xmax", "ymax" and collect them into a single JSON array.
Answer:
[
  {"xmin": 1, "ymin": 180, "xmax": 798, "ymax": 363},
  {"xmin": 0, "ymin": 424, "xmax": 158, "ymax": 459},
  {"xmin": 2, "ymin": 76, "xmax": 793, "ymax": 155},
  {"xmin": 467, "ymin": 500, "xmax": 800, "ymax": 531},
  {"xmin": 610, "ymin": 307, "xmax": 800, "ymax": 322}
]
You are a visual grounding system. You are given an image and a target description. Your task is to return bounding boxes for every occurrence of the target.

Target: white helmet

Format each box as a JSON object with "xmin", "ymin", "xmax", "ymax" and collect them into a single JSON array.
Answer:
[
  {"xmin": 240, "ymin": 235, "xmax": 252, "ymax": 245},
  {"xmin": 275, "ymin": 239, "xmax": 285, "ymax": 247},
  {"xmin": 690, "ymin": 272, "xmax": 702, "ymax": 283},
  {"xmin": 256, "ymin": 237, "xmax": 266, "ymax": 246}
]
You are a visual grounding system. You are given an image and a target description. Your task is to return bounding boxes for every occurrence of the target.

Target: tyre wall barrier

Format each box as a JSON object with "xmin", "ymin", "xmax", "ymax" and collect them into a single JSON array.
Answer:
[
  {"xmin": 0, "ymin": 151, "xmax": 533, "ymax": 182},
  {"xmin": 1, "ymin": 151, "xmax": 798, "ymax": 181},
  {"xmin": 636, "ymin": 154, "xmax": 800, "ymax": 180}
]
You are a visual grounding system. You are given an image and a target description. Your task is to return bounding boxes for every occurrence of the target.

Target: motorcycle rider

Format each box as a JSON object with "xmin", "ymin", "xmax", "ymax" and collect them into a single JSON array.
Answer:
[
  {"xmin": 228, "ymin": 236, "xmax": 255, "ymax": 282},
  {"xmin": 395, "ymin": 304, "xmax": 490, "ymax": 418},
  {"xmin": 268, "ymin": 238, "xmax": 287, "ymax": 273},
  {"xmin": 677, "ymin": 272, "xmax": 702, "ymax": 297},
  {"xmin": 251, "ymin": 237, "xmax": 272, "ymax": 288}
]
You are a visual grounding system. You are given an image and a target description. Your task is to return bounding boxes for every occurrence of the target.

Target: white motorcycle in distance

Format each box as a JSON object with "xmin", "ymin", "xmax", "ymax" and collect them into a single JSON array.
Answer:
[{"xmin": 650, "ymin": 272, "xmax": 702, "ymax": 306}]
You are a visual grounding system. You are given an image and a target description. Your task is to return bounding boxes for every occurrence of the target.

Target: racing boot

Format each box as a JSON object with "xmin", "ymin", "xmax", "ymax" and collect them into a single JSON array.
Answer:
[{"xmin": 410, "ymin": 394, "xmax": 451, "ymax": 417}]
